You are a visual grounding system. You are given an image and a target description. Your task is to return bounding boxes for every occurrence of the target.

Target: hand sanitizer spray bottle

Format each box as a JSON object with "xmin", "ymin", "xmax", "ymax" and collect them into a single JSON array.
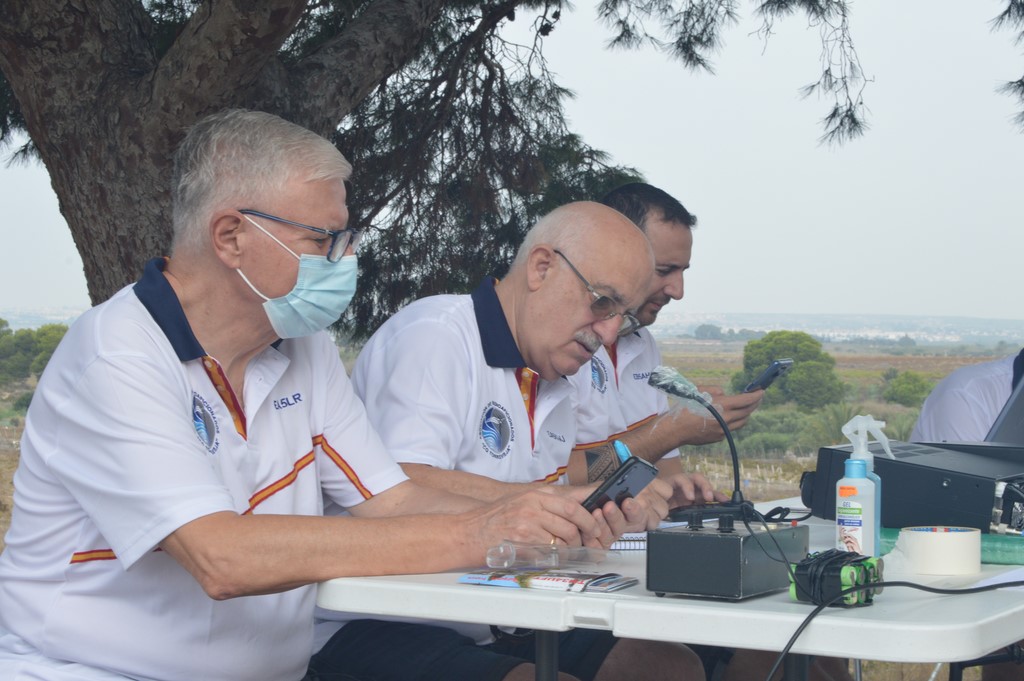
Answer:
[
  {"xmin": 836, "ymin": 458, "xmax": 876, "ymax": 556},
  {"xmin": 840, "ymin": 415, "xmax": 894, "ymax": 557}
]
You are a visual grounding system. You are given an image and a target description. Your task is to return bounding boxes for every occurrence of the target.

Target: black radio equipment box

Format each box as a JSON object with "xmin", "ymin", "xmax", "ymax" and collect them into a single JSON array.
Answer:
[
  {"xmin": 802, "ymin": 440, "xmax": 1024, "ymax": 533},
  {"xmin": 646, "ymin": 521, "xmax": 809, "ymax": 600}
]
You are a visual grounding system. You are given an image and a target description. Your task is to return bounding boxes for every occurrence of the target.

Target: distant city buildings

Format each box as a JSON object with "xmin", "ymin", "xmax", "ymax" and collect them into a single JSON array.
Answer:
[{"xmin": 650, "ymin": 310, "xmax": 1024, "ymax": 347}]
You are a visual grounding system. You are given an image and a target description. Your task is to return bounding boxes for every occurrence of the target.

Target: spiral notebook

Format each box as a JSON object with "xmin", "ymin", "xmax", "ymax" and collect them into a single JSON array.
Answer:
[
  {"xmin": 611, "ymin": 532, "xmax": 647, "ymax": 550},
  {"xmin": 610, "ymin": 520, "xmax": 689, "ymax": 550}
]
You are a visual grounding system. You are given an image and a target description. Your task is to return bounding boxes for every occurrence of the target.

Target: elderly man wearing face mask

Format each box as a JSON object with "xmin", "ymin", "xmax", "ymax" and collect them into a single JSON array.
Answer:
[{"xmin": 0, "ymin": 109, "xmax": 614, "ymax": 681}]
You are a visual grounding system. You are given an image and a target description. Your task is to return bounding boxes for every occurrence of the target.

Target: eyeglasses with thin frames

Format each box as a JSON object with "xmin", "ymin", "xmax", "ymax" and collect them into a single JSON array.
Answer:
[
  {"xmin": 553, "ymin": 249, "xmax": 640, "ymax": 335},
  {"xmin": 239, "ymin": 209, "xmax": 361, "ymax": 262}
]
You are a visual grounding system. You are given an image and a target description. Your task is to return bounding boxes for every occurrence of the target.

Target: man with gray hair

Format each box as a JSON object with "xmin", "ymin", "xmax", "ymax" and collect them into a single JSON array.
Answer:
[
  {"xmin": 308, "ymin": 203, "xmax": 705, "ymax": 681},
  {"xmin": 0, "ymin": 109, "xmax": 611, "ymax": 681}
]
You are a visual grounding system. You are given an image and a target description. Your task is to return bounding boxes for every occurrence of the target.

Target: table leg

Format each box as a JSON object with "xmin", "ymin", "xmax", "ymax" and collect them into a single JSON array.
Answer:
[
  {"xmin": 534, "ymin": 630, "xmax": 560, "ymax": 681},
  {"xmin": 783, "ymin": 653, "xmax": 810, "ymax": 681}
]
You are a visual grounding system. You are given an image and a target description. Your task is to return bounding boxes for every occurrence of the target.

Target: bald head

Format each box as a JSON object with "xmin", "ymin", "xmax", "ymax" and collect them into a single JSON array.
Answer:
[
  {"xmin": 500, "ymin": 201, "xmax": 654, "ymax": 380},
  {"xmin": 512, "ymin": 201, "xmax": 651, "ymax": 272}
]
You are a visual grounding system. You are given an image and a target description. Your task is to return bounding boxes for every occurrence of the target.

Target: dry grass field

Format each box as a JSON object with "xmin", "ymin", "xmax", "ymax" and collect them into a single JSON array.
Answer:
[
  {"xmin": 658, "ymin": 339, "xmax": 991, "ymax": 393},
  {"xmin": 0, "ymin": 436, "xmax": 15, "ymax": 661},
  {"xmin": 0, "ymin": 343, "xmax": 995, "ymax": 680},
  {"xmin": 0, "ymin": 426, "xmax": 17, "ymax": 554}
]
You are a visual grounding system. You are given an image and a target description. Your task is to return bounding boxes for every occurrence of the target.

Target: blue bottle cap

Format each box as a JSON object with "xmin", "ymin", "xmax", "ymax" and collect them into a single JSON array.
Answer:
[{"xmin": 844, "ymin": 458, "xmax": 867, "ymax": 478}]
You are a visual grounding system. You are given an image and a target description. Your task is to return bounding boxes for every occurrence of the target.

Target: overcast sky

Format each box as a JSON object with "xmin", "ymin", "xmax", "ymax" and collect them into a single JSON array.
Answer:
[{"xmin": 2, "ymin": 1, "xmax": 1022, "ymax": 320}]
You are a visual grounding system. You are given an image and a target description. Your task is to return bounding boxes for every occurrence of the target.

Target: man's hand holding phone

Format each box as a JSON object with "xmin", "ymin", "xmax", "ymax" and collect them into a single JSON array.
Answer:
[
  {"xmin": 663, "ymin": 388, "xmax": 763, "ymax": 446},
  {"xmin": 743, "ymin": 358, "xmax": 794, "ymax": 393},
  {"xmin": 581, "ymin": 455, "xmax": 659, "ymax": 512},
  {"xmin": 580, "ymin": 442, "xmax": 668, "ymax": 532}
]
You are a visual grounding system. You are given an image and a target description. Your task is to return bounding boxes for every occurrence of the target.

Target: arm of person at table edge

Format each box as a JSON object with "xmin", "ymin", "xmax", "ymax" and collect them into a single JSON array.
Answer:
[
  {"xmin": 399, "ymin": 462, "xmax": 669, "ymax": 533},
  {"xmin": 160, "ymin": 479, "xmax": 617, "ymax": 601},
  {"xmin": 571, "ymin": 388, "xmax": 764, "ymax": 483}
]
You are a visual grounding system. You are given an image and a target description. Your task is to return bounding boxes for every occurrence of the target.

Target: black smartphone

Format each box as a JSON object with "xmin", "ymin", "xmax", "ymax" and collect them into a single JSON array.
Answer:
[
  {"xmin": 582, "ymin": 456, "xmax": 659, "ymax": 512},
  {"xmin": 743, "ymin": 358, "xmax": 794, "ymax": 393}
]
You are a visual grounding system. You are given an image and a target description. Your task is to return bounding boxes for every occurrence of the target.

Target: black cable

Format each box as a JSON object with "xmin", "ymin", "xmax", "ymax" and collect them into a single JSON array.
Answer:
[
  {"xmin": 740, "ymin": 511, "xmax": 793, "ymax": 565},
  {"xmin": 761, "ymin": 505, "xmax": 813, "ymax": 523},
  {"xmin": 739, "ymin": 509, "xmax": 822, "ymax": 606},
  {"xmin": 646, "ymin": 370, "xmax": 745, "ymax": 506},
  {"xmin": 731, "ymin": 509, "xmax": 1014, "ymax": 680},
  {"xmin": 683, "ymin": 391, "xmax": 742, "ymax": 503},
  {"xmin": 761, "ymin": 578, "xmax": 1024, "ymax": 681}
]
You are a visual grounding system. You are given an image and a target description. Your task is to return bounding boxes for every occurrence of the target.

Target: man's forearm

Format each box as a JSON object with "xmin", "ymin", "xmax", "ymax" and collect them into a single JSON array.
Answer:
[
  {"xmin": 582, "ymin": 443, "xmax": 620, "ymax": 483},
  {"xmin": 161, "ymin": 511, "xmax": 484, "ymax": 600},
  {"xmin": 614, "ymin": 412, "xmax": 704, "ymax": 464},
  {"xmin": 617, "ymin": 406, "xmax": 730, "ymax": 463}
]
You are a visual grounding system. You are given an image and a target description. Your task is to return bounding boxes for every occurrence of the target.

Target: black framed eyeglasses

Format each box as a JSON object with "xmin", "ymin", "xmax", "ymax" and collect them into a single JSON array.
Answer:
[
  {"xmin": 239, "ymin": 209, "xmax": 361, "ymax": 262},
  {"xmin": 553, "ymin": 249, "xmax": 640, "ymax": 334}
]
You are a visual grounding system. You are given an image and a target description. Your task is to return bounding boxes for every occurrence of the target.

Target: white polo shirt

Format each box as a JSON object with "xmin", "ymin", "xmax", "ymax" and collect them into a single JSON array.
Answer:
[
  {"xmin": 0, "ymin": 258, "xmax": 408, "ymax": 681},
  {"xmin": 351, "ymin": 278, "xmax": 575, "ymax": 484},
  {"xmin": 911, "ymin": 353, "xmax": 1017, "ymax": 442},
  {"xmin": 317, "ymin": 278, "xmax": 575, "ymax": 648},
  {"xmin": 570, "ymin": 327, "xmax": 679, "ymax": 460}
]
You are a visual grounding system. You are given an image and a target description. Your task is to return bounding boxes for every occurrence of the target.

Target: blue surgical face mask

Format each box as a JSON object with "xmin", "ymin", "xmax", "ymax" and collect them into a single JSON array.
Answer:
[{"xmin": 237, "ymin": 215, "xmax": 358, "ymax": 338}]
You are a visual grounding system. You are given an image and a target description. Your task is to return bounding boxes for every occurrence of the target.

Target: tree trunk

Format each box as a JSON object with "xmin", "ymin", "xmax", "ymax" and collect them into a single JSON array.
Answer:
[
  {"xmin": 0, "ymin": 0, "xmax": 452, "ymax": 304},
  {"xmin": 0, "ymin": 0, "xmax": 172, "ymax": 303}
]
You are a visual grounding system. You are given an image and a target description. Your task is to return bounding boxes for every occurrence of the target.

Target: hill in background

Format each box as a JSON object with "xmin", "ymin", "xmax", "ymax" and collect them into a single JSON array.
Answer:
[{"xmin": 652, "ymin": 310, "xmax": 1024, "ymax": 346}]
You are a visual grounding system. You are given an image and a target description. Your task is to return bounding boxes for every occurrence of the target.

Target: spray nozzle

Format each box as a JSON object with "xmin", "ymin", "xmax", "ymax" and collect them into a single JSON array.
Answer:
[{"xmin": 841, "ymin": 414, "xmax": 895, "ymax": 460}]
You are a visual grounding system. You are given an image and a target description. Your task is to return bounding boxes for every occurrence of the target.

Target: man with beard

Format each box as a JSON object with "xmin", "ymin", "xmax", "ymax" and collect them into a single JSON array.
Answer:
[
  {"xmin": 568, "ymin": 182, "xmax": 853, "ymax": 681},
  {"xmin": 568, "ymin": 183, "xmax": 762, "ymax": 493}
]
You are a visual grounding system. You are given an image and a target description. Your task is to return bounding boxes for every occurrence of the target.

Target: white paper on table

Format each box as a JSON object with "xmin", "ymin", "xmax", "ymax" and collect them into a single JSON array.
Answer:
[{"xmin": 973, "ymin": 567, "xmax": 1024, "ymax": 590}]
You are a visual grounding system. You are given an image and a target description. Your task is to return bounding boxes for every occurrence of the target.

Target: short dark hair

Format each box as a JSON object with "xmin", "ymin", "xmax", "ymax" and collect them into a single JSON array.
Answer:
[{"xmin": 600, "ymin": 182, "xmax": 697, "ymax": 232}]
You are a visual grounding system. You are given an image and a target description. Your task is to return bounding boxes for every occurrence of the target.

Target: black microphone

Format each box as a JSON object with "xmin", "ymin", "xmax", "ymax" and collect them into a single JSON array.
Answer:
[{"xmin": 648, "ymin": 365, "xmax": 752, "ymax": 520}]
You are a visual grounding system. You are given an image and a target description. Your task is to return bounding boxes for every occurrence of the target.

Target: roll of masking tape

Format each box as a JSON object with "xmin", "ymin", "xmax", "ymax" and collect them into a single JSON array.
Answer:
[{"xmin": 896, "ymin": 526, "xmax": 981, "ymax": 576}]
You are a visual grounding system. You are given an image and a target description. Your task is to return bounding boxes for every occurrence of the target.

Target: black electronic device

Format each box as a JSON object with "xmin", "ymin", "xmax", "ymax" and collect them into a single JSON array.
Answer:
[
  {"xmin": 666, "ymin": 501, "xmax": 752, "ymax": 523},
  {"xmin": 646, "ymin": 522, "xmax": 809, "ymax": 600},
  {"xmin": 646, "ymin": 366, "xmax": 797, "ymax": 599},
  {"xmin": 987, "ymin": 375, "xmax": 1024, "ymax": 446},
  {"xmin": 743, "ymin": 358, "xmax": 793, "ymax": 393},
  {"xmin": 802, "ymin": 440, "xmax": 1024, "ymax": 533},
  {"xmin": 582, "ymin": 456, "xmax": 658, "ymax": 512}
]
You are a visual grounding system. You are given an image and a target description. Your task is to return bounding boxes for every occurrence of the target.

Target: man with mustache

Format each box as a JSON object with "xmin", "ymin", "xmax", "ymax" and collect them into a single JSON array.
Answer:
[{"xmin": 309, "ymin": 202, "xmax": 707, "ymax": 681}]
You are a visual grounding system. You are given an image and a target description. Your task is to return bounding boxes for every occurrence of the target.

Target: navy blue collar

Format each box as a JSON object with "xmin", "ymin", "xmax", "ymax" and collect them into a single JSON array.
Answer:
[
  {"xmin": 470, "ymin": 277, "xmax": 526, "ymax": 369},
  {"xmin": 133, "ymin": 257, "xmax": 206, "ymax": 361}
]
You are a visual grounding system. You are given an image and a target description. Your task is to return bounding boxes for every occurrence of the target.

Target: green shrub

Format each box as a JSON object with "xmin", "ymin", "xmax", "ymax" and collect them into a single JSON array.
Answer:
[
  {"xmin": 795, "ymin": 403, "xmax": 863, "ymax": 450},
  {"xmin": 13, "ymin": 392, "xmax": 33, "ymax": 413},
  {"xmin": 882, "ymin": 371, "xmax": 933, "ymax": 408},
  {"xmin": 731, "ymin": 331, "xmax": 845, "ymax": 409},
  {"xmin": 877, "ymin": 411, "xmax": 919, "ymax": 440},
  {"xmin": 786, "ymin": 361, "xmax": 847, "ymax": 410},
  {"xmin": 735, "ymin": 406, "xmax": 811, "ymax": 440}
]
